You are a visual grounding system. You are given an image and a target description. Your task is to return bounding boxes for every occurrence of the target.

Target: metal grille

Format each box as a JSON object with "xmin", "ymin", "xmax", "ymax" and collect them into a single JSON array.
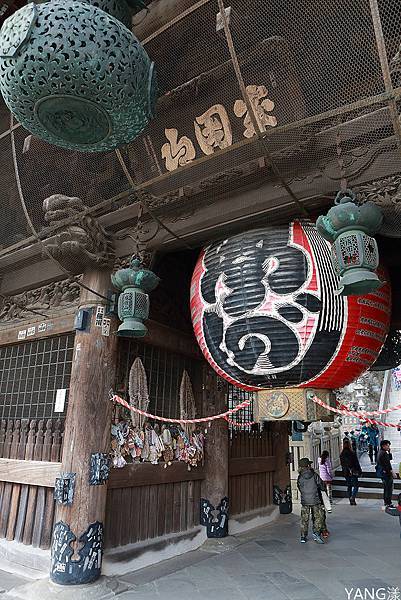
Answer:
[
  {"xmin": 134, "ymin": 292, "xmax": 149, "ymax": 319},
  {"xmin": 0, "ymin": 333, "xmax": 75, "ymax": 419},
  {"xmin": 1, "ymin": 0, "xmax": 401, "ymax": 266},
  {"xmin": 116, "ymin": 340, "xmax": 200, "ymax": 418},
  {"xmin": 363, "ymin": 234, "xmax": 379, "ymax": 267},
  {"xmin": 227, "ymin": 384, "xmax": 256, "ymax": 431}
]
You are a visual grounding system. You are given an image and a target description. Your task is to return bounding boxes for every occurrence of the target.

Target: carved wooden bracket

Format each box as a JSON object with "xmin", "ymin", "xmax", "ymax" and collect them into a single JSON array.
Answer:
[{"xmin": 42, "ymin": 194, "xmax": 115, "ymax": 274}]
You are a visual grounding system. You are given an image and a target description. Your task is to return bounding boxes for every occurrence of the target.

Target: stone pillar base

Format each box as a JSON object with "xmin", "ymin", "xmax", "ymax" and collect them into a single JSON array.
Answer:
[{"xmin": 4, "ymin": 576, "xmax": 131, "ymax": 600}]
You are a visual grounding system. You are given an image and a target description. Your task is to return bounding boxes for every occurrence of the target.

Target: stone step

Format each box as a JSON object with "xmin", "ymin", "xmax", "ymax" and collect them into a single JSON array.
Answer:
[
  {"xmin": 333, "ymin": 489, "xmax": 397, "ymax": 499},
  {"xmin": 333, "ymin": 477, "xmax": 401, "ymax": 489},
  {"xmin": 334, "ymin": 470, "xmax": 401, "ymax": 481},
  {"xmin": 332, "ymin": 472, "xmax": 401, "ymax": 500}
]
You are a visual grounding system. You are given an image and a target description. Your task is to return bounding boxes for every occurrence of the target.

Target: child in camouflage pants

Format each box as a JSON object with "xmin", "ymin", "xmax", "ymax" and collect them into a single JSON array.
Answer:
[
  {"xmin": 300, "ymin": 504, "xmax": 326, "ymax": 539},
  {"xmin": 297, "ymin": 457, "xmax": 326, "ymax": 544}
]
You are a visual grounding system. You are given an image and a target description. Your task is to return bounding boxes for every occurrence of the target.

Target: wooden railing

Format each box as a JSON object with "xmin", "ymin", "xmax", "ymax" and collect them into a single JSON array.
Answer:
[
  {"xmin": 0, "ymin": 418, "xmax": 64, "ymax": 549},
  {"xmin": 0, "ymin": 419, "xmax": 64, "ymax": 462}
]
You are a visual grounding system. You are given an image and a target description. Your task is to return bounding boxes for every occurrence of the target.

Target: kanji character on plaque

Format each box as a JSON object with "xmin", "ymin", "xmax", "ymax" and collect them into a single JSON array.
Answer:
[
  {"xmin": 234, "ymin": 84, "xmax": 277, "ymax": 138},
  {"xmin": 161, "ymin": 128, "xmax": 196, "ymax": 172},
  {"xmin": 194, "ymin": 104, "xmax": 233, "ymax": 155}
]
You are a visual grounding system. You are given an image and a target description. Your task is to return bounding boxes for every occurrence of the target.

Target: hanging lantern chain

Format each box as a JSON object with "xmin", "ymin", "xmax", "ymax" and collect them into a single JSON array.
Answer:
[
  {"xmin": 216, "ymin": 0, "xmax": 309, "ymax": 219},
  {"xmin": 335, "ymin": 122, "xmax": 348, "ymax": 192},
  {"xmin": 115, "ymin": 148, "xmax": 193, "ymax": 250}
]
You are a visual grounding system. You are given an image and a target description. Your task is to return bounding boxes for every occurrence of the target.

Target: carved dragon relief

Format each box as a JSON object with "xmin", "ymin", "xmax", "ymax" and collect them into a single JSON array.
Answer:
[
  {"xmin": 0, "ymin": 278, "xmax": 80, "ymax": 324},
  {"xmin": 356, "ymin": 175, "xmax": 401, "ymax": 238},
  {"xmin": 42, "ymin": 194, "xmax": 115, "ymax": 273}
]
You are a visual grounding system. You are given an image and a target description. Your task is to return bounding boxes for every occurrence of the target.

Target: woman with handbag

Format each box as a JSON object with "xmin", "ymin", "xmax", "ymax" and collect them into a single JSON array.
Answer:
[
  {"xmin": 340, "ymin": 438, "xmax": 362, "ymax": 505},
  {"xmin": 318, "ymin": 450, "xmax": 333, "ymax": 503}
]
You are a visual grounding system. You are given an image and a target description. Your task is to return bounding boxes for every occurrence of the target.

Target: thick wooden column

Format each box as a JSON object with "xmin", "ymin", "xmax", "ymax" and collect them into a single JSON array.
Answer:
[
  {"xmin": 200, "ymin": 365, "xmax": 229, "ymax": 537},
  {"xmin": 50, "ymin": 269, "xmax": 118, "ymax": 585}
]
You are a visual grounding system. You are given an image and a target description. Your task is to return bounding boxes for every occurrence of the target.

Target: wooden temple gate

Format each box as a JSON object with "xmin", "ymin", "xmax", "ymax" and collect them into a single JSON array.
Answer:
[{"xmin": 0, "ymin": 328, "xmax": 284, "ymax": 553}]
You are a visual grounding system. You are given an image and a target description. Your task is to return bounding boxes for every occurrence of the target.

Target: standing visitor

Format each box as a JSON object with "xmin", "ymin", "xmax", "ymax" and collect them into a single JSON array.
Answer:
[
  {"xmin": 349, "ymin": 430, "xmax": 358, "ymax": 453},
  {"xmin": 340, "ymin": 438, "xmax": 362, "ymax": 505},
  {"xmin": 318, "ymin": 450, "xmax": 333, "ymax": 502},
  {"xmin": 297, "ymin": 457, "xmax": 326, "ymax": 544},
  {"xmin": 376, "ymin": 440, "xmax": 396, "ymax": 509},
  {"xmin": 366, "ymin": 423, "xmax": 380, "ymax": 465}
]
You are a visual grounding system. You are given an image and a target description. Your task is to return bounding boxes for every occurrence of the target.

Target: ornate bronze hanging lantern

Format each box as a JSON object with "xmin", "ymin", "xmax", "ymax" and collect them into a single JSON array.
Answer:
[
  {"xmin": 0, "ymin": 0, "xmax": 157, "ymax": 152},
  {"xmin": 316, "ymin": 189, "xmax": 383, "ymax": 296},
  {"xmin": 111, "ymin": 256, "xmax": 160, "ymax": 337}
]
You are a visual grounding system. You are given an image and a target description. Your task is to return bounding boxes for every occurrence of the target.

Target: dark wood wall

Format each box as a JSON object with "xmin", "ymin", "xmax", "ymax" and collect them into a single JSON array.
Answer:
[
  {"xmin": 105, "ymin": 463, "xmax": 204, "ymax": 548},
  {"xmin": 229, "ymin": 429, "xmax": 275, "ymax": 516}
]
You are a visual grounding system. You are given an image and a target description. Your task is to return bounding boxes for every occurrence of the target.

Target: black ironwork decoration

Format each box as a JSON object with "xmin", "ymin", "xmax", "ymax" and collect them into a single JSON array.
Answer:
[
  {"xmin": 200, "ymin": 497, "xmax": 229, "ymax": 538},
  {"xmin": 51, "ymin": 521, "xmax": 103, "ymax": 585},
  {"xmin": 273, "ymin": 484, "xmax": 293, "ymax": 514},
  {"xmin": 293, "ymin": 421, "xmax": 310, "ymax": 433},
  {"xmin": 54, "ymin": 472, "xmax": 76, "ymax": 506},
  {"xmin": 370, "ymin": 329, "xmax": 401, "ymax": 371},
  {"xmin": 89, "ymin": 453, "xmax": 110, "ymax": 486}
]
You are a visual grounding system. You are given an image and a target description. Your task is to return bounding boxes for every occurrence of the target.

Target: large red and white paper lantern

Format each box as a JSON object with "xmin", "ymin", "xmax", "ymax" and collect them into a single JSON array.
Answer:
[{"xmin": 190, "ymin": 221, "xmax": 391, "ymax": 391}]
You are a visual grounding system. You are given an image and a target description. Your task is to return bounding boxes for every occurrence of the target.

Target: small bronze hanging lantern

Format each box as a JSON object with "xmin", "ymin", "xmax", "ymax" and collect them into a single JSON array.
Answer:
[
  {"xmin": 316, "ymin": 189, "xmax": 383, "ymax": 296},
  {"xmin": 111, "ymin": 256, "xmax": 160, "ymax": 337},
  {"xmin": 0, "ymin": 0, "xmax": 157, "ymax": 152}
]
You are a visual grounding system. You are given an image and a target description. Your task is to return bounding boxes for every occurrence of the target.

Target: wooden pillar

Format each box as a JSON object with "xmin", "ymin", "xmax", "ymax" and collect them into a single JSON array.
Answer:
[
  {"xmin": 200, "ymin": 365, "xmax": 229, "ymax": 537},
  {"xmin": 50, "ymin": 269, "xmax": 118, "ymax": 585}
]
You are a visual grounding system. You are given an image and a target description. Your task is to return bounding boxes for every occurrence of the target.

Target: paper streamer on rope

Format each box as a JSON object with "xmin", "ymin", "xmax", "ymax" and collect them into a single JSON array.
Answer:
[
  {"xmin": 112, "ymin": 394, "xmax": 250, "ymax": 424},
  {"xmin": 224, "ymin": 416, "xmax": 257, "ymax": 427},
  {"xmin": 310, "ymin": 393, "xmax": 401, "ymax": 427},
  {"xmin": 313, "ymin": 394, "xmax": 401, "ymax": 417}
]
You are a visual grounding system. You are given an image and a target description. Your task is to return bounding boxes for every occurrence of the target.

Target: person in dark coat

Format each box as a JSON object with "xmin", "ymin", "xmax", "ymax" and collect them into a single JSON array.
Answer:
[
  {"xmin": 376, "ymin": 440, "xmax": 396, "ymax": 509},
  {"xmin": 297, "ymin": 457, "xmax": 326, "ymax": 544},
  {"xmin": 363, "ymin": 423, "xmax": 380, "ymax": 464},
  {"xmin": 340, "ymin": 438, "xmax": 362, "ymax": 505}
]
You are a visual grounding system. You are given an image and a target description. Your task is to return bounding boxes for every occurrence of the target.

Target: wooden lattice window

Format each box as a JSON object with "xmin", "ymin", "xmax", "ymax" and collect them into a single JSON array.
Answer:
[{"xmin": 0, "ymin": 333, "xmax": 75, "ymax": 419}]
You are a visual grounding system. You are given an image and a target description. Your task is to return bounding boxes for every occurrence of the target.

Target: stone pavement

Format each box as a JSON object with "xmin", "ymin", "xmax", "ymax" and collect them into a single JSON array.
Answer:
[{"xmin": 3, "ymin": 497, "xmax": 401, "ymax": 600}]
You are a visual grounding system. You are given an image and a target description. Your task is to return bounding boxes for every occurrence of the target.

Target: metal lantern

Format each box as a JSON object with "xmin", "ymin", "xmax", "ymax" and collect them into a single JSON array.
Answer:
[
  {"xmin": 111, "ymin": 257, "xmax": 160, "ymax": 337},
  {"xmin": 190, "ymin": 221, "xmax": 391, "ymax": 391},
  {"xmin": 316, "ymin": 190, "xmax": 383, "ymax": 296},
  {"xmin": 0, "ymin": 0, "xmax": 157, "ymax": 152}
]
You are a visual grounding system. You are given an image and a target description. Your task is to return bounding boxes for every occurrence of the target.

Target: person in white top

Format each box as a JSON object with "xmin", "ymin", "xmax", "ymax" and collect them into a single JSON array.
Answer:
[{"xmin": 318, "ymin": 450, "xmax": 333, "ymax": 502}]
